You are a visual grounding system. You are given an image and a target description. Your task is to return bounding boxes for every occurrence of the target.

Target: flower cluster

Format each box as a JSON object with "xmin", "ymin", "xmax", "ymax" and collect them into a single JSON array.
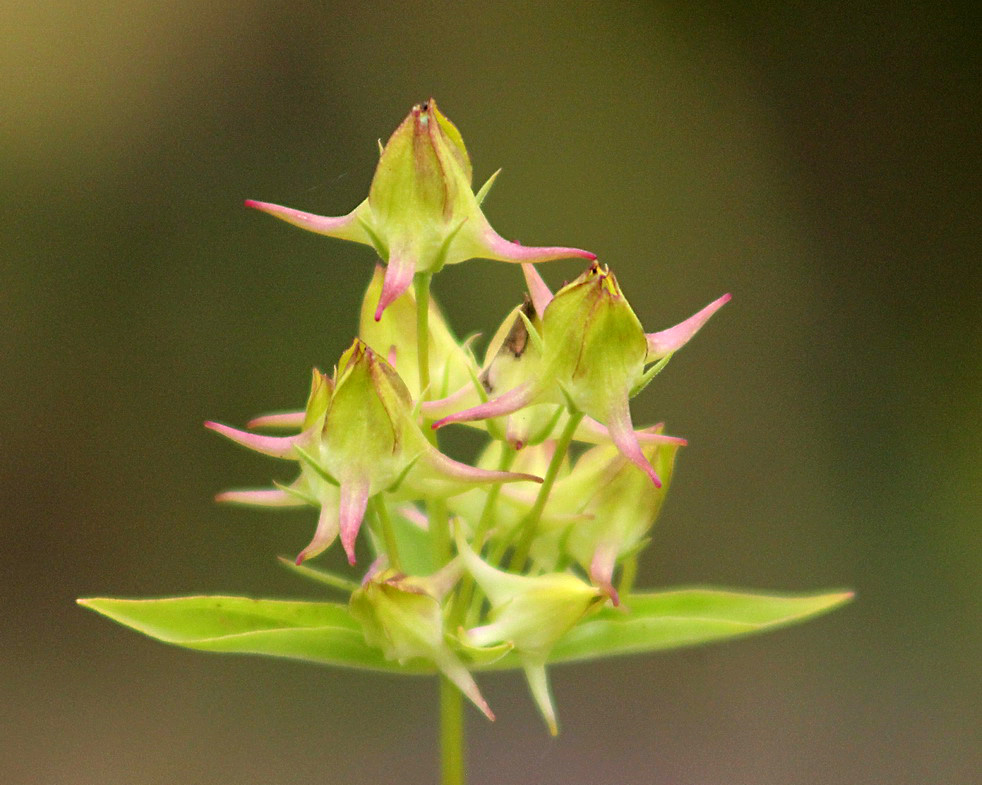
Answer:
[{"xmin": 209, "ymin": 99, "xmax": 728, "ymax": 733}]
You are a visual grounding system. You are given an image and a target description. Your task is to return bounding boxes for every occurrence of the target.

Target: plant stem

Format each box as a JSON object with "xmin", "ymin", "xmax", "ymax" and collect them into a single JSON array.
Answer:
[
  {"xmin": 370, "ymin": 496, "xmax": 402, "ymax": 572},
  {"xmin": 415, "ymin": 272, "xmax": 433, "ymax": 402},
  {"xmin": 452, "ymin": 445, "xmax": 517, "ymax": 627},
  {"xmin": 430, "ymin": 497, "xmax": 450, "ymax": 567},
  {"xmin": 440, "ymin": 676, "xmax": 465, "ymax": 785},
  {"xmin": 414, "ymin": 272, "xmax": 462, "ymax": 781},
  {"xmin": 506, "ymin": 410, "xmax": 585, "ymax": 572},
  {"xmin": 618, "ymin": 553, "xmax": 638, "ymax": 600}
]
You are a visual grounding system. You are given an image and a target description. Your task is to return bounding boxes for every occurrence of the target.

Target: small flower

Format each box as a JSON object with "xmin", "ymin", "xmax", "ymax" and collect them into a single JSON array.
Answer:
[
  {"xmin": 550, "ymin": 436, "xmax": 681, "ymax": 603},
  {"xmin": 434, "ymin": 262, "xmax": 729, "ymax": 485},
  {"xmin": 456, "ymin": 528, "xmax": 605, "ymax": 735},
  {"xmin": 246, "ymin": 99, "xmax": 595, "ymax": 320},
  {"xmin": 207, "ymin": 340, "xmax": 541, "ymax": 565},
  {"xmin": 350, "ymin": 563, "xmax": 494, "ymax": 721}
]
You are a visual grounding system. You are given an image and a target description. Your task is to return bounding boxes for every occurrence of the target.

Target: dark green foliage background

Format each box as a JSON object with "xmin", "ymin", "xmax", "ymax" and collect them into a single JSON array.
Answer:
[{"xmin": 3, "ymin": 2, "xmax": 977, "ymax": 784}]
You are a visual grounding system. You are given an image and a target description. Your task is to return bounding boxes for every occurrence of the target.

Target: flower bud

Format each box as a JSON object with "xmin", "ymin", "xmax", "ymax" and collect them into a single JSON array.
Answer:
[
  {"xmin": 350, "ymin": 565, "xmax": 494, "ymax": 721},
  {"xmin": 456, "ymin": 529, "xmax": 605, "ymax": 734},
  {"xmin": 246, "ymin": 99, "xmax": 595, "ymax": 320},
  {"xmin": 208, "ymin": 340, "xmax": 541, "ymax": 565},
  {"xmin": 563, "ymin": 437, "xmax": 681, "ymax": 602},
  {"xmin": 434, "ymin": 262, "xmax": 729, "ymax": 487}
]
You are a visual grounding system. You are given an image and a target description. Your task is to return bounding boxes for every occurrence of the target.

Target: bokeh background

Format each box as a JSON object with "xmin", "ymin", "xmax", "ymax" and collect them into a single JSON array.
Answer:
[{"xmin": 3, "ymin": 2, "xmax": 978, "ymax": 784}]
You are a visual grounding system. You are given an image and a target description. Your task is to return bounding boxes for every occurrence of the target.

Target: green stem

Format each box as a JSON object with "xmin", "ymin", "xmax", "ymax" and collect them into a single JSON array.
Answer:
[
  {"xmin": 370, "ymin": 496, "xmax": 402, "ymax": 572},
  {"xmin": 415, "ymin": 273, "xmax": 433, "ymax": 401},
  {"xmin": 506, "ymin": 410, "xmax": 585, "ymax": 572},
  {"xmin": 451, "ymin": 445, "xmax": 517, "ymax": 627},
  {"xmin": 430, "ymin": 497, "xmax": 450, "ymax": 567},
  {"xmin": 413, "ymin": 273, "xmax": 463, "ymax": 781},
  {"xmin": 618, "ymin": 553, "xmax": 638, "ymax": 601},
  {"xmin": 440, "ymin": 676, "xmax": 465, "ymax": 785}
]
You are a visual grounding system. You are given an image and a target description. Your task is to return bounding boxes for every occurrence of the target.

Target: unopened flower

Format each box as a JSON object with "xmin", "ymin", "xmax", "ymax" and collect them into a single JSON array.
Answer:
[
  {"xmin": 246, "ymin": 99, "xmax": 595, "ymax": 320},
  {"xmin": 551, "ymin": 436, "xmax": 681, "ymax": 603},
  {"xmin": 350, "ymin": 563, "xmax": 494, "ymax": 721},
  {"xmin": 434, "ymin": 263, "xmax": 729, "ymax": 485},
  {"xmin": 207, "ymin": 340, "xmax": 541, "ymax": 564},
  {"xmin": 456, "ymin": 529, "xmax": 605, "ymax": 735}
]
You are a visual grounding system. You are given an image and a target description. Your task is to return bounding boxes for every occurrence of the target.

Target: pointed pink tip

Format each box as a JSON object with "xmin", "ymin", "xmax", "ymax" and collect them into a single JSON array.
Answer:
[
  {"xmin": 374, "ymin": 259, "xmax": 415, "ymax": 321},
  {"xmin": 295, "ymin": 553, "xmax": 305, "ymax": 566},
  {"xmin": 606, "ymin": 584, "xmax": 621, "ymax": 607},
  {"xmin": 346, "ymin": 550, "xmax": 358, "ymax": 566},
  {"xmin": 244, "ymin": 199, "xmax": 260, "ymax": 209}
]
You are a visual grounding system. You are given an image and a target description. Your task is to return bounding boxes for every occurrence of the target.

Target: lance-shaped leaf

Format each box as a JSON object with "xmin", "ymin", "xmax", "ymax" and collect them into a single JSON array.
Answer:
[
  {"xmin": 77, "ymin": 596, "xmax": 398, "ymax": 671},
  {"xmin": 247, "ymin": 99, "xmax": 595, "ymax": 320},
  {"xmin": 544, "ymin": 588, "xmax": 854, "ymax": 664}
]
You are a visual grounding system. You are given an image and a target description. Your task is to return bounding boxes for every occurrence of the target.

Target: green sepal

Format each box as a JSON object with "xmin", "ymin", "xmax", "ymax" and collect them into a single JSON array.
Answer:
[
  {"xmin": 454, "ymin": 635, "xmax": 513, "ymax": 667},
  {"xmin": 474, "ymin": 169, "xmax": 501, "ymax": 205},
  {"xmin": 631, "ymin": 352, "xmax": 673, "ymax": 398},
  {"xmin": 516, "ymin": 308, "xmax": 545, "ymax": 355},
  {"xmin": 276, "ymin": 557, "xmax": 360, "ymax": 594},
  {"xmin": 293, "ymin": 445, "xmax": 340, "ymax": 487},
  {"xmin": 272, "ymin": 478, "xmax": 319, "ymax": 505}
]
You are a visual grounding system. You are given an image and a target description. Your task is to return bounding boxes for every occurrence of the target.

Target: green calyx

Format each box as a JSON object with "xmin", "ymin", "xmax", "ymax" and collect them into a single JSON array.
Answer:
[{"xmin": 542, "ymin": 263, "xmax": 647, "ymax": 416}]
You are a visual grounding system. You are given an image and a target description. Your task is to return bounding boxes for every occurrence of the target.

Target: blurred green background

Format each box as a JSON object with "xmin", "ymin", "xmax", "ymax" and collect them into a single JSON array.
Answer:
[{"xmin": 3, "ymin": 2, "xmax": 978, "ymax": 783}]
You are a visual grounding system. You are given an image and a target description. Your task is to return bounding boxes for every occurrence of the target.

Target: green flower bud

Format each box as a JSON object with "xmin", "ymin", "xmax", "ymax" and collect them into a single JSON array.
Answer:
[
  {"xmin": 564, "ymin": 437, "xmax": 681, "ymax": 602},
  {"xmin": 207, "ymin": 341, "xmax": 541, "ymax": 565},
  {"xmin": 435, "ymin": 262, "xmax": 729, "ymax": 487},
  {"xmin": 246, "ymin": 99, "xmax": 594, "ymax": 320},
  {"xmin": 350, "ymin": 565, "xmax": 494, "ymax": 721},
  {"xmin": 456, "ymin": 529, "xmax": 605, "ymax": 735}
]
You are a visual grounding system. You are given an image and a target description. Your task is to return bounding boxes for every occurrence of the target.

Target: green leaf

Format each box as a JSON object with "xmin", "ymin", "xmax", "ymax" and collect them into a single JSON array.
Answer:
[
  {"xmin": 77, "ymin": 596, "xmax": 427, "ymax": 673},
  {"xmin": 539, "ymin": 587, "xmax": 854, "ymax": 666}
]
